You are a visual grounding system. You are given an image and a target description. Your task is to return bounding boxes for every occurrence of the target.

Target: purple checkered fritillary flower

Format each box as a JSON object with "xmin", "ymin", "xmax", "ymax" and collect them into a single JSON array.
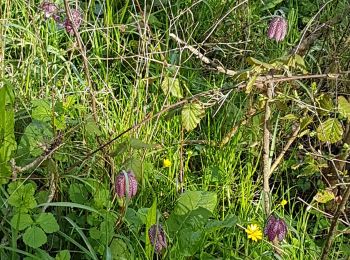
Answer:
[
  {"xmin": 40, "ymin": 1, "xmax": 59, "ymax": 21},
  {"xmin": 264, "ymin": 215, "xmax": 288, "ymax": 242},
  {"xmin": 267, "ymin": 16, "xmax": 288, "ymax": 42},
  {"xmin": 148, "ymin": 224, "xmax": 167, "ymax": 253},
  {"xmin": 115, "ymin": 170, "xmax": 138, "ymax": 199},
  {"xmin": 64, "ymin": 9, "xmax": 82, "ymax": 35}
]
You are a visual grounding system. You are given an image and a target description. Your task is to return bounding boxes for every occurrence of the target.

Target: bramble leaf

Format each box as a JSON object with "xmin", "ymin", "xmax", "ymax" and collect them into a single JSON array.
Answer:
[
  {"xmin": 338, "ymin": 96, "xmax": 350, "ymax": 120},
  {"xmin": 182, "ymin": 103, "xmax": 205, "ymax": 131},
  {"xmin": 316, "ymin": 118, "xmax": 343, "ymax": 143},
  {"xmin": 161, "ymin": 76, "xmax": 183, "ymax": 98}
]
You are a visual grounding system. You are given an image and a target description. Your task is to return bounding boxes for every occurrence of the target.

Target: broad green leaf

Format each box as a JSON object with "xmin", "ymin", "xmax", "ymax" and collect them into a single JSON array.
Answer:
[
  {"xmin": 161, "ymin": 76, "xmax": 183, "ymax": 98},
  {"xmin": 123, "ymin": 156, "xmax": 142, "ymax": 179},
  {"xmin": 316, "ymin": 118, "xmax": 343, "ymax": 143},
  {"xmin": 93, "ymin": 188, "xmax": 111, "ymax": 209},
  {"xmin": 10, "ymin": 213, "xmax": 33, "ymax": 230},
  {"xmin": 110, "ymin": 239, "xmax": 131, "ymax": 260},
  {"xmin": 89, "ymin": 227, "xmax": 101, "ymax": 240},
  {"xmin": 178, "ymin": 228, "xmax": 203, "ymax": 256},
  {"xmin": 313, "ymin": 189, "xmax": 335, "ymax": 203},
  {"xmin": 23, "ymin": 226, "xmax": 47, "ymax": 248},
  {"xmin": 174, "ymin": 191, "xmax": 217, "ymax": 215},
  {"xmin": 130, "ymin": 138, "xmax": 157, "ymax": 149},
  {"xmin": 69, "ymin": 183, "xmax": 89, "ymax": 204},
  {"xmin": 8, "ymin": 182, "xmax": 37, "ymax": 212},
  {"xmin": 55, "ymin": 250, "xmax": 71, "ymax": 260},
  {"xmin": 145, "ymin": 199, "xmax": 157, "ymax": 258},
  {"xmin": 100, "ymin": 219, "xmax": 114, "ymax": 243},
  {"xmin": 247, "ymin": 57, "xmax": 274, "ymax": 70},
  {"xmin": 31, "ymin": 100, "xmax": 51, "ymax": 122},
  {"xmin": 182, "ymin": 103, "xmax": 205, "ymax": 131},
  {"xmin": 85, "ymin": 117, "xmax": 102, "ymax": 137},
  {"xmin": 36, "ymin": 213, "xmax": 59, "ymax": 233},
  {"xmin": 261, "ymin": 0, "xmax": 284, "ymax": 10},
  {"xmin": 338, "ymin": 96, "xmax": 350, "ymax": 120},
  {"xmin": 317, "ymin": 94, "xmax": 334, "ymax": 115},
  {"xmin": 0, "ymin": 84, "xmax": 16, "ymax": 184}
]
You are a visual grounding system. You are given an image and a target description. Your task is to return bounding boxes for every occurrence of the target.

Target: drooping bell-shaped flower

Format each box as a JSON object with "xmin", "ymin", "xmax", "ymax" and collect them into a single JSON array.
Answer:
[
  {"xmin": 64, "ymin": 9, "xmax": 82, "ymax": 35},
  {"xmin": 148, "ymin": 224, "xmax": 167, "ymax": 253},
  {"xmin": 115, "ymin": 170, "xmax": 138, "ymax": 198},
  {"xmin": 264, "ymin": 215, "xmax": 287, "ymax": 242},
  {"xmin": 267, "ymin": 16, "xmax": 288, "ymax": 42},
  {"xmin": 40, "ymin": 1, "xmax": 59, "ymax": 20}
]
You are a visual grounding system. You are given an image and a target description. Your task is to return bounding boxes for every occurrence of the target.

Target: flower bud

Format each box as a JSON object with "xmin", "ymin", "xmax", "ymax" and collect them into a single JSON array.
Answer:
[
  {"xmin": 267, "ymin": 16, "xmax": 288, "ymax": 42},
  {"xmin": 115, "ymin": 171, "xmax": 138, "ymax": 198},
  {"xmin": 64, "ymin": 9, "xmax": 82, "ymax": 35},
  {"xmin": 40, "ymin": 1, "xmax": 59, "ymax": 19},
  {"xmin": 148, "ymin": 224, "xmax": 167, "ymax": 253},
  {"xmin": 264, "ymin": 215, "xmax": 287, "ymax": 242}
]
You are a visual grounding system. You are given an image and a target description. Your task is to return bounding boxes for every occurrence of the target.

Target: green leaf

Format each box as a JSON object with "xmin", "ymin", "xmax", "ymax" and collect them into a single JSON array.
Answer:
[
  {"xmin": 161, "ymin": 76, "xmax": 183, "ymax": 98},
  {"xmin": 0, "ymin": 84, "xmax": 16, "ymax": 185},
  {"xmin": 8, "ymin": 182, "xmax": 37, "ymax": 212},
  {"xmin": 69, "ymin": 183, "xmax": 89, "ymax": 204},
  {"xmin": 313, "ymin": 189, "xmax": 335, "ymax": 203},
  {"xmin": 31, "ymin": 100, "xmax": 51, "ymax": 122},
  {"xmin": 145, "ymin": 199, "xmax": 157, "ymax": 258},
  {"xmin": 110, "ymin": 239, "xmax": 131, "ymax": 260},
  {"xmin": 182, "ymin": 102, "xmax": 205, "ymax": 131},
  {"xmin": 36, "ymin": 213, "xmax": 59, "ymax": 233},
  {"xmin": 23, "ymin": 226, "xmax": 47, "ymax": 248},
  {"xmin": 247, "ymin": 57, "xmax": 274, "ymax": 69},
  {"xmin": 55, "ymin": 250, "xmax": 71, "ymax": 260},
  {"xmin": 316, "ymin": 118, "xmax": 343, "ymax": 143},
  {"xmin": 178, "ymin": 228, "xmax": 204, "ymax": 256},
  {"xmin": 174, "ymin": 191, "xmax": 217, "ymax": 215},
  {"xmin": 338, "ymin": 96, "xmax": 350, "ymax": 120},
  {"xmin": 261, "ymin": 0, "xmax": 284, "ymax": 10},
  {"xmin": 100, "ymin": 219, "xmax": 114, "ymax": 243},
  {"xmin": 10, "ymin": 213, "xmax": 33, "ymax": 230},
  {"xmin": 129, "ymin": 138, "xmax": 158, "ymax": 149},
  {"xmin": 245, "ymin": 74, "xmax": 258, "ymax": 94},
  {"xmin": 89, "ymin": 227, "xmax": 101, "ymax": 240},
  {"xmin": 85, "ymin": 117, "xmax": 102, "ymax": 137}
]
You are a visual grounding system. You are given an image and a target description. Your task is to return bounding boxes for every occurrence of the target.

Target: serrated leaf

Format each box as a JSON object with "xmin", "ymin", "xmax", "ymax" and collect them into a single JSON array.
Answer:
[
  {"xmin": 316, "ymin": 118, "xmax": 343, "ymax": 143},
  {"xmin": 31, "ymin": 99, "xmax": 51, "ymax": 122},
  {"xmin": 174, "ymin": 191, "xmax": 217, "ymax": 215},
  {"xmin": 338, "ymin": 96, "xmax": 350, "ymax": 120},
  {"xmin": 313, "ymin": 189, "xmax": 335, "ymax": 203},
  {"xmin": 8, "ymin": 182, "xmax": 37, "ymax": 212},
  {"xmin": 182, "ymin": 103, "xmax": 205, "ymax": 131},
  {"xmin": 161, "ymin": 76, "xmax": 183, "ymax": 98},
  {"xmin": 261, "ymin": 0, "xmax": 284, "ymax": 10},
  {"xmin": 10, "ymin": 213, "xmax": 33, "ymax": 230},
  {"xmin": 36, "ymin": 212, "xmax": 59, "ymax": 233},
  {"xmin": 69, "ymin": 183, "xmax": 89, "ymax": 204},
  {"xmin": 23, "ymin": 226, "xmax": 47, "ymax": 248},
  {"xmin": 110, "ymin": 238, "xmax": 131, "ymax": 260}
]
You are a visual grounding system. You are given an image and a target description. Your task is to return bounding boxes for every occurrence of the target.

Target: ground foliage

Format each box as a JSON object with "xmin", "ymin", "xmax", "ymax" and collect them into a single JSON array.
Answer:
[{"xmin": 0, "ymin": 0, "xmax": 350, "ymax": 259}]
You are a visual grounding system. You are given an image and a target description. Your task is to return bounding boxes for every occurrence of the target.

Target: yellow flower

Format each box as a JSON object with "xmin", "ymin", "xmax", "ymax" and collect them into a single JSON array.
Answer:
[
  {"xmin": 245, "ymin": 224, "xmax": 263, "ymax": 242},
  {"xmin": 163, "ymin": 159, "xmax": 171, "ymax": 168},
  {"xmin": 280, "ymin": 199, "xmax": 287, "ymax": 207}
]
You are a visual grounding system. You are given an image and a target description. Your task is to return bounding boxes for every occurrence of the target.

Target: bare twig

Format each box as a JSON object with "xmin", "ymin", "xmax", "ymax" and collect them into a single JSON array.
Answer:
[
  {"xmin": 321, "ymin": 185, "xmax": 350, "ymax": 260},
  {"xmin": 263, "ymin": 83, "xmax": 273, "ymax": 216},
  {"xmin": 269, "ymin": 124, "xmax": 301, "ymax": 177}
]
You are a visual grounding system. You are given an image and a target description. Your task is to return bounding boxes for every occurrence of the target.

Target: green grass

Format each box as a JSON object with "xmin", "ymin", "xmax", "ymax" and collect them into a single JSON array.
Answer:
[{"xmin": 1, "ymin": 0, "xmax": 350, "ymax": 259}]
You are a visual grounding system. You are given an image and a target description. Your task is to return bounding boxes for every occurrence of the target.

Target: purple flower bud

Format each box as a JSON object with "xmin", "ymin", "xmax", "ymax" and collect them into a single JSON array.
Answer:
[
  {"xmin": 148, "ymin": 224, "xmax": 167, "ymax": 253},
  {"xmin": 64, "ymin": 9, "xmax": 82, "ymax": 35},
  {"xmin": 115, "ymin": 171, "xmax": 138, "ymax": 198},
  {"xmin": 267, "ymin": 16, "xmax": 288, "ymax": 42},
  {"xmin": 40, "ymin": 1, "xmax": 59, "ymax": 19},
  {"xmin": 264, "ymin": 215, "xmax": 288, "ymax": 242}
]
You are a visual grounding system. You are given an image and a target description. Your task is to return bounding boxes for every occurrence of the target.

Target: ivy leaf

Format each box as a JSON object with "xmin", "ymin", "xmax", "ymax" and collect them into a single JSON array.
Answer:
[
  {"xmin": 23, "ymin": 226, "xmax": 47, "ymax": 248},
  {"xmin": 338, "ymin": 96, "xmax": 350, "ymax": 121},
  {"xmin": 10, "ymin": 213, "xmax": 33, "ymax": 230},
  {"xmin": 316, "ymin": 118, "xmax": 343, "ymax": 143},
  {"xmin": 36, "ymin": 212, "xmax": 59, "ymax": 233},
  {"xmin": 174, "ymin": 191, "xmax": 217, "ymax": 215},
  {"xmin": 182, "ymin": 103, "xmax": 205, "ymax": 131},
  {"xmin": 313, "ymin": 189, "xmax": 335, "ymax": 203},
  {"xmin": 161, "ymin": 76, "xmax": 183, "ymax": 98}
]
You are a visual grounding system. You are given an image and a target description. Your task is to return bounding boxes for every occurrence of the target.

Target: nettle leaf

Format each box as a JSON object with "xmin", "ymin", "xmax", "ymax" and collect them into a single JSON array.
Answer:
[
  {"xmin": 313, "ymin": 189, "xmax": 335, "ymax": 203},
  {"xmin": 36, "ymin": 212, "xmax": 59, "ymax": 233},
  {"xmin": 182, "ymin": 102, "xmax": 205, "ymax": 131},
  {"xmin": 338, "ymin": 96, "xmax": 350, "ymax": 120},
  {"xmin": 10, "ymin": 213, "xmax": 33, "ymax": 230},
  {"xmin": 55, "ymin": 250, "xmax": 71, "ymax": 260},
  {"xmin": 316, "ymin": 118, "xmax": 343, "ymax": 143},
  {"xmin": 161, "ymin": 76, "xmax": 183, "ymax": 98},
  {"xmin": 8, "ymin": 182, "xmax": 37, "ymax": 212},
  {"xmin": 174, "ymin": 191, "xmax": 217, "ymax": 215},
  {"xmin": 23, "ymin": 226, "xmax": 47, "ymax": 248}
]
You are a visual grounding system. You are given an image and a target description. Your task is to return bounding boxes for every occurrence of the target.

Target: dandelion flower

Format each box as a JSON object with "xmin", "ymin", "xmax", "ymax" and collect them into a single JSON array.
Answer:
[
  {"xmin": 246, "ymin": 224, "xmax": 263, "ymax": 242},
  {"xmin": 163, "ymin": 159, "xmax": 171, "ymax": 168}
]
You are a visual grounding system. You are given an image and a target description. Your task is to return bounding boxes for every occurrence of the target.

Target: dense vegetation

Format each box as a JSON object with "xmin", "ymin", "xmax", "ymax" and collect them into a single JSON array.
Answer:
[{"xmin": 1, "ymin": 0, "xmax": 350, "ymax": 259}]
